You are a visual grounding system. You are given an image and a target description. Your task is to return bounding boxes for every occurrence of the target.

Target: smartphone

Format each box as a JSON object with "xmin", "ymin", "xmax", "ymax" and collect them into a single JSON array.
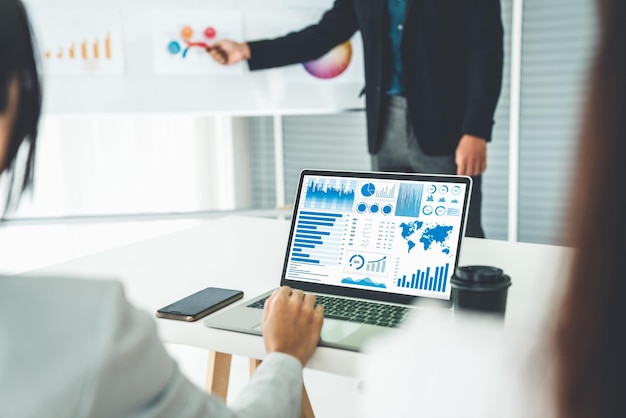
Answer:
[{"xmin": 156, "ymin": 287, "xmax": 244, "ymax": 322}]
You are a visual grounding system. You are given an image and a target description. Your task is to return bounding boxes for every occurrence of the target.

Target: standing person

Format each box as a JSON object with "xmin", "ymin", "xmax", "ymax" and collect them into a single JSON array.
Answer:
[
  {"xmin": 208, "ymin": 0, "xmax": 504, "ymax": 238},
  {"xmin": 361, "ymin": 0, "xmax": 626, "ymax": 416},
  {"xmin": 0, "ymin": 1, "xmax": 324, "ymax": 417}
]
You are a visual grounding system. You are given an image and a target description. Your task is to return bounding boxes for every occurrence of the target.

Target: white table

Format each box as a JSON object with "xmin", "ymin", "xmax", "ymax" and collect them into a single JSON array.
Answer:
[{"xmin": 32, "ymin": 215, "xmax": 572, "ymax": 380}]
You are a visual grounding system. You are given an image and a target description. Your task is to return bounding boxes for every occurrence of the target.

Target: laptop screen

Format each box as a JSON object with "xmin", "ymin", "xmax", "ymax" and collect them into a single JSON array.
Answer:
[{"xmin": 281, "ymin": 170, "xmax": 472, "ymax": 302}]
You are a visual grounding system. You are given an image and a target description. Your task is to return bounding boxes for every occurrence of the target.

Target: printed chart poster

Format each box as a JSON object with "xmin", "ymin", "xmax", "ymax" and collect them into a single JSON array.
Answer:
[
  {"xmin": 152, "ymin": 10, "xmax": 244, "ymax": 75},
  {"xmin": 30, "ymin": 9, "xmax": 125, "ymax": 76}
]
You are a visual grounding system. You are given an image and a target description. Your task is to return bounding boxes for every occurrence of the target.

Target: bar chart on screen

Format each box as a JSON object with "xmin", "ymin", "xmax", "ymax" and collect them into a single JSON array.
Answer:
[
  {"xmin": 286, "ymin": 211, "xmax": 348, "ymax": 282},
  {"xmin": 396, "ymin": 263, "xmax": 451, "ymax": 293},
  {"xmin": 302, "ymin": 178, "xmax": 357, "ymax": 212}
]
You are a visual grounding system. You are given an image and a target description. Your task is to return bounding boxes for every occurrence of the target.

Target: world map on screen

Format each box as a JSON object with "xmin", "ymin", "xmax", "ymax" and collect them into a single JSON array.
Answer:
[{"xmin": 399, "ymin": 221, "xmax": 454, "ymax": 255}]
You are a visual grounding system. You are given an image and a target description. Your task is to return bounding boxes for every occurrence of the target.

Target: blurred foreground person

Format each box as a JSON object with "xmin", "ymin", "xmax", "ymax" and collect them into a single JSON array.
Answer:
[
  {"xmin": 0, "ymin": 1, "xmax": 323, "ymax": 417},
  {"xmin": 361, "ymin": 0, "xmax": 626, "ymax": 416}
]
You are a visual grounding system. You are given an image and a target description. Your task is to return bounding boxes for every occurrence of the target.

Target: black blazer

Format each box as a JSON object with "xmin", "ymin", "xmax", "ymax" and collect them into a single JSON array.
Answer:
[{"xmin": 248, "ymin": 0, "xmax": 504, "ymax": 156}]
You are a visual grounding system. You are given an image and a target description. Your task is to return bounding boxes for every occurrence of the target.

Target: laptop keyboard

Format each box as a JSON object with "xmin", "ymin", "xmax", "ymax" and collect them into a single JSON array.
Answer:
[{"xmin": 247, "ymin": 294, "xmax": 411, "ymax": 328}]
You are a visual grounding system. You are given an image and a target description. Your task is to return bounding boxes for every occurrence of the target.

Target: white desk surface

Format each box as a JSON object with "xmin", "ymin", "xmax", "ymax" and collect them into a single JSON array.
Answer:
[{"xmin": 31, "ymin": 215, "xmax": 572, "ymax": 378}]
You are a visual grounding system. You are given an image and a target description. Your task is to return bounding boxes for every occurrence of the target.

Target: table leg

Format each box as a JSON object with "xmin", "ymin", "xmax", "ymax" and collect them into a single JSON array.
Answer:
[
  {"xmin": 249, "ymin": 358, "xmax": 315, "ymax": 418},
  {"xmin": 249, "ymin": 358, "xmax": 262, "ymax": 376},
  {"xmin": 205, "ymin": 351, "xmax": 232, "ymax": 400},
  {"xmin": 300, "ymin": 384, "xmax": 315, "ymax": 418}
]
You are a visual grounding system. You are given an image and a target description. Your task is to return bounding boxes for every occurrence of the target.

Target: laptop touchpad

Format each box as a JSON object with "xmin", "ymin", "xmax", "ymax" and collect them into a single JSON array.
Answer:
[{"xmin": 320, "ymin": 318, "xmax": 384, "ymax": 347}]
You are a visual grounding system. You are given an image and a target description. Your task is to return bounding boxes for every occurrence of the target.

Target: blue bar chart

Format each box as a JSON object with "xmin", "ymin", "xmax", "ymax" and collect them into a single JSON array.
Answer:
[
  {"xmin": 396, "ymin": 263, "xmax": 450, "ymax": 293},
  {"xmin": 289, "ymin": 211, "xmax": 344, "ymax": 269},
  {"xmin": 303, "ymin": 178, "xmax": 357, "ymax": 211}
]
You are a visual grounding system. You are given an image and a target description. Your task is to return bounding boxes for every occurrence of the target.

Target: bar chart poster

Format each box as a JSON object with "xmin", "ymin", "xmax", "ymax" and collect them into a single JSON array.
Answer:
[
  {"xmin": 30, "ymin": 9, "xmax": 125, "ymax": 76},
  {"xmin": 152, "ymin": 10, "xmax": 244, "ymax": 75}
]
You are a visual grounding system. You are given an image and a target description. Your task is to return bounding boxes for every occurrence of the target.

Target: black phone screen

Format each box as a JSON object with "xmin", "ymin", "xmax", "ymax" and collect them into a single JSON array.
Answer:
[{"xmin": 156, "ymin": 287, "xmax": 244, "ymax": 321}]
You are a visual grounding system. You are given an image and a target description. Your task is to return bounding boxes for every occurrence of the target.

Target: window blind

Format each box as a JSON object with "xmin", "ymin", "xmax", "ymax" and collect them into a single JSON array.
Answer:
[{"xmin": 518, "ymin": 0, "xmax": 596, "ymax": 244}]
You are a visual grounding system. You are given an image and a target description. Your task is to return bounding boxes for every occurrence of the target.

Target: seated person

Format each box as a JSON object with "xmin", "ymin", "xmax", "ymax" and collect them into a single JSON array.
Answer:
[{"xmin": 0, "ymin": 1, "xmax": 323, "ymax": 417}]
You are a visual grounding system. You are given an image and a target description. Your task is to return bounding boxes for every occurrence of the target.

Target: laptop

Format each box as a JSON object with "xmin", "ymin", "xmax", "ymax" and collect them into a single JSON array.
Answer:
[{"xmin": 205, "ymin": 169, "xmax": 472, "ymax": 351}]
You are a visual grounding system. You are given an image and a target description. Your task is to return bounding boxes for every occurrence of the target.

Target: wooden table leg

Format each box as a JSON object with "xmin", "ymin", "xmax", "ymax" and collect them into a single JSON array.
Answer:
[
  {"xmin": 249, "ymin": 358, "xmax": 315, "ymax": 418},
  {"xmin": 300, "ymin": 384, "xmax": 315, "ymax": 418},
  {"xmin": 205, "ymin": 351, "xmax": 232, "ymax": 401},
  {"xmin": 249, "ymin": 358, "xmax": 262, "ymax": 376}
]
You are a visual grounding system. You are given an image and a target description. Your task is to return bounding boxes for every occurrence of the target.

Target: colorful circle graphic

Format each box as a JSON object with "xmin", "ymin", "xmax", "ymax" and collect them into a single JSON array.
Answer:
[
  {"xmin": 303, "ymin": 41, "xmax": 352, "ymax": 79},
  {"xmin": 181, "ymin": 26, "xmax": 194, "ymax": 40},
  {"xmin": 370, "ymin": 204, "xmax": 380, "ymax": 214},
  {"xmin": 356, "ymin": 202, "xmax": 368, "ymax": 213},
  {"xmin": 204, "ymin": 27, "xmax": 216, "ymax": 39},
  {"xmin": 167, "ymin": 41, "xmax": 181, "ymax": 55}
]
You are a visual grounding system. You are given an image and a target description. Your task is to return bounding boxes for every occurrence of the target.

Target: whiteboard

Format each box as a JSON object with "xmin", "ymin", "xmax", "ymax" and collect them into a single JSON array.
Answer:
[{"xmin": 24, "ymin": 0, "xmax": 365, "ymax": 116}]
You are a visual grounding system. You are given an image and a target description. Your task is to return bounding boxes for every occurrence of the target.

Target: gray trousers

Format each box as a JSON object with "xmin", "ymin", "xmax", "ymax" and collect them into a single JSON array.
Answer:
[{"xmin": 371, "ymin": 96, "xmax": 485, "ymax": 238}]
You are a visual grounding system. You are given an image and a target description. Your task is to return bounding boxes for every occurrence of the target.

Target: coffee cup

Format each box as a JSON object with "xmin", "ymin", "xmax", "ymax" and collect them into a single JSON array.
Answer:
[{"xmin": 450, "ymin": 265, "xmax": 512, "ymax": 315}]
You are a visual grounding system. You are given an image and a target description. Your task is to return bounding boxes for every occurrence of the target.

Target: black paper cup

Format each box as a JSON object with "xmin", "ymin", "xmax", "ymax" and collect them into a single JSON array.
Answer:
[{"xmin": 450, "ymin": 265, "xmax": 512, "ymax": 315}]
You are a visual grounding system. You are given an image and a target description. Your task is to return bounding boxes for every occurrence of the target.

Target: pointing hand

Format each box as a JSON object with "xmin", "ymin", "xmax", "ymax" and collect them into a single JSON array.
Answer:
[{"xmin": 207, "ymin": 40, "xmax": 250, "ymax": 65}]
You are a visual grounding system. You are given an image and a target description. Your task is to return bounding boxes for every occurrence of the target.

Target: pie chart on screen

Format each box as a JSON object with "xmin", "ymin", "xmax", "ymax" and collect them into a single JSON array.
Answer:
[{"xmin": 303, "ymin": 41, "xmax": 353, "ymax": 79}]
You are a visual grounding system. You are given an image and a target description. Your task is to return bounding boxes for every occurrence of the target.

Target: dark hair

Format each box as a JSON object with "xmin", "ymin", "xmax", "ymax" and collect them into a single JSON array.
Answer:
[
  {"xmin": 0, "ymin": 0, "xmax": 41, "ymax": 213},
  {"xmin": 554, "ymin": 0, "xmax": 626, "ymax": 417}
]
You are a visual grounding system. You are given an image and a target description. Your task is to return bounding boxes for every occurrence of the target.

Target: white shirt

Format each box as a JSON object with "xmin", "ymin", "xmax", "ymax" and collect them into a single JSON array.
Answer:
[{"xmin": 0, "ymin": 276, "xmax": 303, "ymax": 418}]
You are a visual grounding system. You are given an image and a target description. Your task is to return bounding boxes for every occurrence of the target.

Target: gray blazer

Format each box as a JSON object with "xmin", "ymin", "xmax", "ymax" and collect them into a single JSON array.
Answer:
[{"xmin": 0, "ymin": 276, "xmax": 302, "ymax": 418}]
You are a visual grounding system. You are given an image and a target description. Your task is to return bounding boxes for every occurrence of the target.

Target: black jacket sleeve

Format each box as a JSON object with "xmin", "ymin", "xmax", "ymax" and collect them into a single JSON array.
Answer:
[
  {"xmin": 461, "ymin": 0, "xmax": 504, "ymax": 141},
  {"xmin": 248, "ymin": 0, "xmax": 359, "ymax": 70}
]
